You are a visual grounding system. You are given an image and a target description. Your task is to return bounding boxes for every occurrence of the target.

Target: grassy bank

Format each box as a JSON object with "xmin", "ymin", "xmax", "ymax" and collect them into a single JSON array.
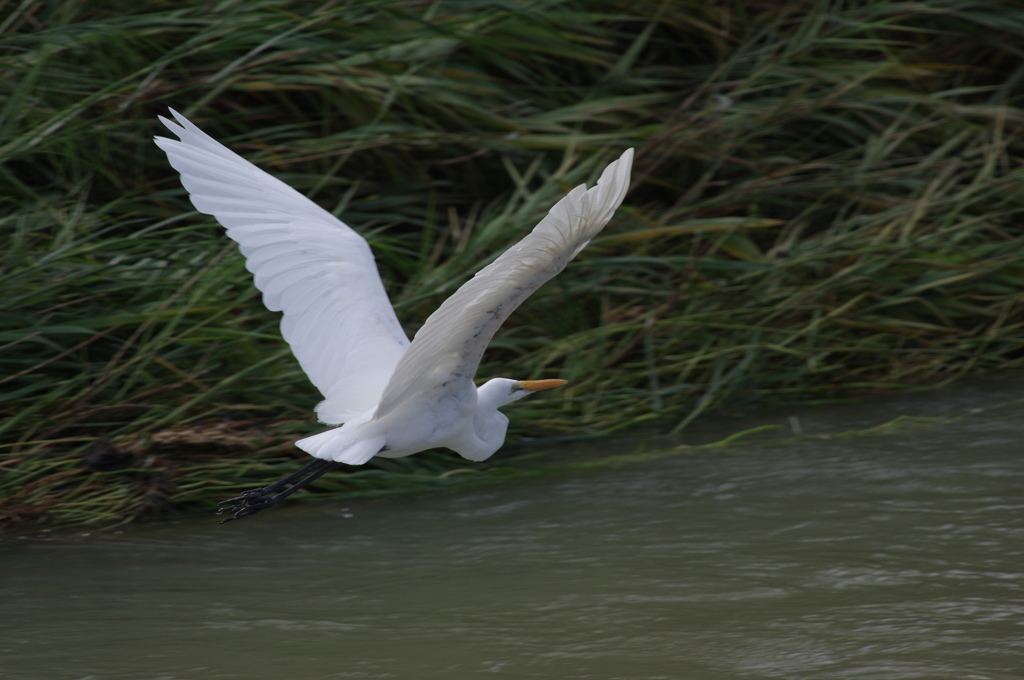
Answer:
[{"xmin": 3, "ymin": 0, "xmax": 1024, "ymax": 528}]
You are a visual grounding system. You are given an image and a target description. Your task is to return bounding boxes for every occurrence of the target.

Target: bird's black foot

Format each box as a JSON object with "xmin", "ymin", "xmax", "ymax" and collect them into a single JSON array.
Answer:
[
  {"xmin": 214, "ymin": 458, "xmax": 343, "ymax": 524},
  {"xmin": 216, "ymin": 489, "xmax": 278, "ymax": 524}
]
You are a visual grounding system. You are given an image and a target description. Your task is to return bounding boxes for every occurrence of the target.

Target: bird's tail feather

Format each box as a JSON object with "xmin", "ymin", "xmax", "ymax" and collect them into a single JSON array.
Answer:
[{"xmin": 295, "ymin": 429, "xmax": 385, "ymax": 465}]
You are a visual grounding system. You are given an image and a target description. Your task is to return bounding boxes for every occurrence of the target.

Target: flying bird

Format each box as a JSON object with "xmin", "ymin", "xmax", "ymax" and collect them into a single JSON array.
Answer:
[{"xmin": 154, "ymin": 109, "xmax": 633, "ymax": 522}]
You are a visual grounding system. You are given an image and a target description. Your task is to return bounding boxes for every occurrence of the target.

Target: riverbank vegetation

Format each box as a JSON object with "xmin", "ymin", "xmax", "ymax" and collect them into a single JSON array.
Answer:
[{"xmin": 3, "ymin": 0, "xmax": 1024, "ymax": 528}]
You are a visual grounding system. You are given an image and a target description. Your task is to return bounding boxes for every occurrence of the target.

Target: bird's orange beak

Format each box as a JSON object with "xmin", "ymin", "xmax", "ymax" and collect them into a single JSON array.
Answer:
[{"xmin": 515, "ymin": 379, "xmax": 568, "ymax": 393}]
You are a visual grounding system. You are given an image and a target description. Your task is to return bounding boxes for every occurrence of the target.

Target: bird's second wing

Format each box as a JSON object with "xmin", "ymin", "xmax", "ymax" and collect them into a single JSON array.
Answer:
[
  {"xmin": 154, "ymin": 109, "xmax": 410, "ymax": 424},
  {"xmin": 375, "ymin": 148, "xmax": 633, "ymax": 417}
]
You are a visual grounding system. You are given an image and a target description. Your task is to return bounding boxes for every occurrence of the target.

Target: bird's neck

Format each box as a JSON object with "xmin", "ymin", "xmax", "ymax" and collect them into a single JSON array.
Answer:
[{"xmin": 446, "ymin": 379, "xmax": 521, "ymax": 461}]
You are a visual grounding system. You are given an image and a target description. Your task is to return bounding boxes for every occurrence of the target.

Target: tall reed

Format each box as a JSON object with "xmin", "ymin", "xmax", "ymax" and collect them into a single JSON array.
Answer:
[{"xmin": 3, "ymin": 0, "xmax": 1023, "ymax": 527}]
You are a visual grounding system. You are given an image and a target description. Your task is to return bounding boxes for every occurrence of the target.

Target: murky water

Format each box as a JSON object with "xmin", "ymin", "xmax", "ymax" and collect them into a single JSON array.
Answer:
[{"xmin": 3, "ymin": 379, "xmax": 1024, "ymax": 679}]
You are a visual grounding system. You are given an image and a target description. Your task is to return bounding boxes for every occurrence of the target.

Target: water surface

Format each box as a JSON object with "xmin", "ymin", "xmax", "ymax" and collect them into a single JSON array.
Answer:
[{"xmin": 2, "ymin": 379, "xmax": 1023, "ymax": 679}]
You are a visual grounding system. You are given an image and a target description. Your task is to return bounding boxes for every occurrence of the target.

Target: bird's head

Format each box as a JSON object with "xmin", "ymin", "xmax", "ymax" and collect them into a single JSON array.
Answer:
[{"xmin": 478, "ymin": 377, "xmax": 568, "ymax": 410}]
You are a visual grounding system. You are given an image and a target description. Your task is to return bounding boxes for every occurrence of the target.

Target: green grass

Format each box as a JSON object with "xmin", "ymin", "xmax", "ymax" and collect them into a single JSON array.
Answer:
[{"xmin": 3, "ymin": 0, "xmax": 1024, "ymax": 528}]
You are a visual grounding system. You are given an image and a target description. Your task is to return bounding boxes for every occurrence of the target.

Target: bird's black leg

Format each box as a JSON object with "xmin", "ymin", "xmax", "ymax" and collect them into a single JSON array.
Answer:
[{"xmin": 216, "ymin": 458, "xmax": 343, "ymax": 524}]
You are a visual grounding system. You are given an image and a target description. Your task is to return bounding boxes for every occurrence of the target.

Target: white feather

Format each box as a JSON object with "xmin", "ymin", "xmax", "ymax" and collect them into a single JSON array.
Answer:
[
  {"xmin": 376, "ymin": 148, "xmax": 633, "ymax": 418},
  {"xmin": 155, "ymin": 109, "xmax": 409, "ymax": 423}
]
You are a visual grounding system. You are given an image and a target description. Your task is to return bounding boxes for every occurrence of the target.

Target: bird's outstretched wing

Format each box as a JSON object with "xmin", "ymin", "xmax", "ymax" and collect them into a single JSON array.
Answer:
[
  {"xmin": 154, "ymin": 109, "xmax": 410, "ymax": 424},
  {"xmin": 375, "ymin": 148, "xmax": 633, "ymax": 417}
]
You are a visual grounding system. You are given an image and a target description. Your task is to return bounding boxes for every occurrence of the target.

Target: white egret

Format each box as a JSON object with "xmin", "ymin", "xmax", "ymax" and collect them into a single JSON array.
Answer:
[{"xmin": 154, "ymin": 109, "xmax": 633, "ymax": 522}]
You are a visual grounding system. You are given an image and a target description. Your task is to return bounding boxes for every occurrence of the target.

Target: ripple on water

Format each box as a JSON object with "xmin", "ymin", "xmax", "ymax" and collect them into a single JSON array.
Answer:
[{"xmin": 2, "ymin": 384, "xmax": 1024, "ymax": 679}]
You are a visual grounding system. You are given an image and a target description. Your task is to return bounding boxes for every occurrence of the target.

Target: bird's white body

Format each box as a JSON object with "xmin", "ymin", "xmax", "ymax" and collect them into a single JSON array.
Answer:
[
  {"xmin": 155, "ymin": 109, "xmax": 632, "ymax": 469},
  {"xmin": 302, "ymin": 377, "xmax": 516, "ymax": 465}
]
